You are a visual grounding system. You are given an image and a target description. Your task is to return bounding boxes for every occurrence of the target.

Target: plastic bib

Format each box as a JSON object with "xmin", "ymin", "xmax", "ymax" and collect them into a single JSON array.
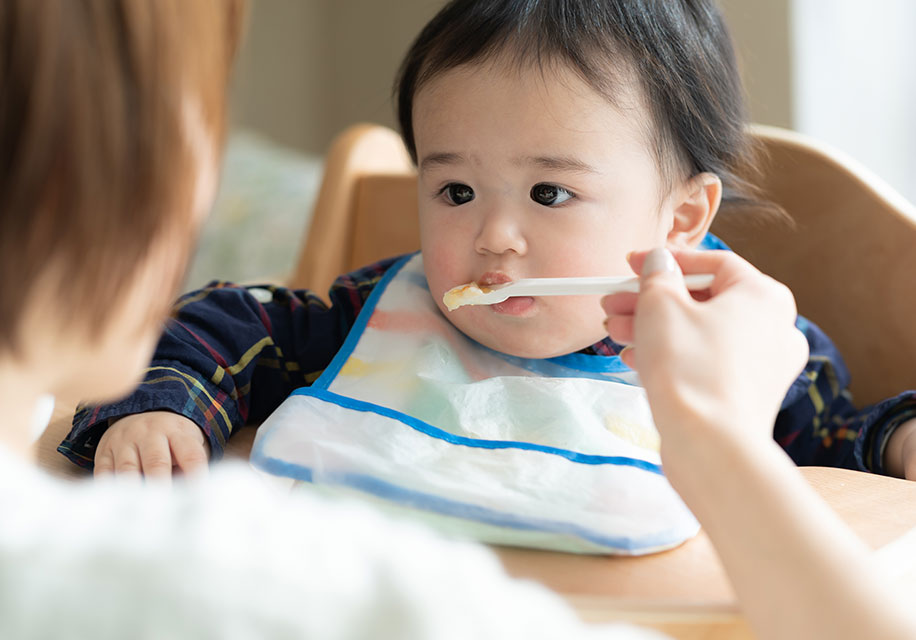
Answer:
[{"xmin": 250, "ymin": 250, "xmax": 717, "ymax": 554}]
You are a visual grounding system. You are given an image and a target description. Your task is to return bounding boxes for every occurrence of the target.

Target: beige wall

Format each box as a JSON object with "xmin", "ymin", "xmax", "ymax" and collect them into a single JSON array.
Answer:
[
  {"xmin": 230, "ymin": 0, "xmax": 330, "ymax": 152},
  {"xmin": 230, "ymin": 0, "xmax": 794, "ymax": 154},
  {"xmin": 717, "ymin": 0, "xmax": 793, "ymax": 128},
  {"xmin": 230, "ymin": 0, "xmax": 445, "ymax": 154},
  {"xmin": 325, "ymin": 1, "xmax": 445, "ymax": 144}
]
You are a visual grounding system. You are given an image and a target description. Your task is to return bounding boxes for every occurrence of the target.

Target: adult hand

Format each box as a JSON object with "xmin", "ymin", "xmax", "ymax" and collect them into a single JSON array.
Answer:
[
  {"xmin": 94, "ymin": 411, "xmax": 210, "ymax": 482},
  {"xmin": 604, "ymin": 248, "xmax": 916, "ymax": 640},
  {"xmin": 602, "ymin": 248, "xmax": 808, "ymax": 465}
]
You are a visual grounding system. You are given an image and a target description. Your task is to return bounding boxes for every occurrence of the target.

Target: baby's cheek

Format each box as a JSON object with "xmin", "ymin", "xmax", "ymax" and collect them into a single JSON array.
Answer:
[
  {"xmin": 423, "ymin": 248, "xmax": 457, "ymax": 289},
  {"xmin": 559, "ymin": 298, "xmax": 611, "ymax": 346}
]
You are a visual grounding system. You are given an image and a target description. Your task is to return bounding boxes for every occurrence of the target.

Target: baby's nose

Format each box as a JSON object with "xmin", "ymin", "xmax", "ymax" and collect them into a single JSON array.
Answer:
[{"xmin": 474, "ymin": 209, "xmax": 527, "ymax": 256}]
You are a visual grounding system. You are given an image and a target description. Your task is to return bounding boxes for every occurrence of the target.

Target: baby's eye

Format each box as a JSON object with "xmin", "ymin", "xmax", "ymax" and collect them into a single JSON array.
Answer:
[
  {"xmin": 530, "ymin": 183, "xmax": 574, "ymax": 206},
  {"xmin": 441, "ymin": 182, "xmax": 475, "ymax": 206}
]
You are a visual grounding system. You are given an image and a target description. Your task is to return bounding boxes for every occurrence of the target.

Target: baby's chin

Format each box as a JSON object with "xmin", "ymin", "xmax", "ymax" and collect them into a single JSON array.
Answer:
[
  {"xmin": 461, "ymin": 326, "xmax": 595, "ymax": 360},
  {"xmin": 436, "ymin": 300, "xmax": 605, "ymax": 359}
]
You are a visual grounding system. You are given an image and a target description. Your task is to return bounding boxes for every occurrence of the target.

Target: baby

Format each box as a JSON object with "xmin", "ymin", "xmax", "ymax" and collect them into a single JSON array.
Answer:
[{"xmin": 61, "ymin": 0, "xmax": 916, "ymax": 488}]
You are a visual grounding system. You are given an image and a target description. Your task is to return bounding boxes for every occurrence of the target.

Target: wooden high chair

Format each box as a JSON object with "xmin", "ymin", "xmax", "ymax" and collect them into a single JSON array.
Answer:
[{"xmin": 291, "ymin": 122, "xmax": 916, "ymax": 407}]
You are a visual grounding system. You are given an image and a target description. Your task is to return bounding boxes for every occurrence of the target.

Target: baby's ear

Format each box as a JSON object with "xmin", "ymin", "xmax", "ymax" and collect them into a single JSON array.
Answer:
[{"xmin": 665, "ymin": 172, "xmax": 722, "ymax": 250}]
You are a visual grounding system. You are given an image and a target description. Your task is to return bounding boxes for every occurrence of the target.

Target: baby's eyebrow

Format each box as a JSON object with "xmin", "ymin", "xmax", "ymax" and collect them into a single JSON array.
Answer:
[
  {"xmin": 419, "ymin": 151, "xmax": 466, "ymax": 173},
  {"xmin": 521, "ymin": 155, "xmax": 599, "ymax": 175},
  {"xmin": 418, "ymin": 152, "xmax": 599, "ymax": 175}
]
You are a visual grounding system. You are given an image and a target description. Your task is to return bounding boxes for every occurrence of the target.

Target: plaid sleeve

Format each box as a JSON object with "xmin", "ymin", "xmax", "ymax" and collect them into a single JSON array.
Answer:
[
  {"xmin": 774, "ymin": 315, "xmax": 916, "ymax": 473},
  {"xmin": 58, "ymin": 256, "xmax": 401, "ymax": 470}
]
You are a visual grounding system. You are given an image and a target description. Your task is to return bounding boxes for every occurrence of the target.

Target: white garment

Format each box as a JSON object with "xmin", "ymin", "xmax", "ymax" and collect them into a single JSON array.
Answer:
[{"xmin": 0, "ymin": 446, "xmax": 668, "ymax": 640}]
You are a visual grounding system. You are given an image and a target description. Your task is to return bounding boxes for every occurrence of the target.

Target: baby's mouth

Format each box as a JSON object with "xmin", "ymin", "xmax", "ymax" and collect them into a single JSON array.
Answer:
[
  {"xmin": 476, "ymin": 271, "xmax": 537, "ymax": 317},
  {"xmin": 477, "ymin": 271, "xmax": 513, "ymax": 287}
]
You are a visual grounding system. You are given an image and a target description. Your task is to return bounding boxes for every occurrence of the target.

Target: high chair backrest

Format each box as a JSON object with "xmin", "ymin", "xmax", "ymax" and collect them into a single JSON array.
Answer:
[
  {"xmin": 290, "ymin": 123, "xmax": 916, "ymax": 406},
  {"xmin": 291, "ymin": 124, "xmax": 417, "ymax": 298}
]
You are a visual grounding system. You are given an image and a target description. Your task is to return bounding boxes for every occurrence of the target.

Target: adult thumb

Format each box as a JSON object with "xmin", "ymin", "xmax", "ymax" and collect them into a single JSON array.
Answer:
[{"xmin": 640, "ymin": 247, "xmax": 684, "ymax": 286}]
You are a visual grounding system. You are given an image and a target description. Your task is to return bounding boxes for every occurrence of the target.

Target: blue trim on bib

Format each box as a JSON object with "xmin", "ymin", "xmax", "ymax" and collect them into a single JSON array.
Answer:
[
  {"xmin": 293, "ymin": 387, "xmax": 664, "ymax": 475},
  {"xmin": 251, "ymin": 451, "xmax": 687, "ymax": 553},
  {"xmin": 545, "ymin": 351, "xmax": 632, "ymax": 374},
  {"xmin": 313, "ymin": 253, "xmax": 415, "ymax": 390},
  {"xmin": 488, "ymin": 349, "xmax": 637, "ymax": 384}
]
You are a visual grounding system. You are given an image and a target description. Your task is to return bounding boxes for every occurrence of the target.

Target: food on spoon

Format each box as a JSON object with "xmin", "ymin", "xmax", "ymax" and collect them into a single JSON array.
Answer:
[{"xmin": 443, "ymin": 282, "xmax": 493, "ymax": 311}]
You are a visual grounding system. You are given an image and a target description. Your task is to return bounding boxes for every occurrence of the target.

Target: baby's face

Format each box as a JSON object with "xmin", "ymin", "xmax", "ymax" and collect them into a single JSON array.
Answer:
[{"xmin": 414, "ymin": 61, "xmax": 677, "ymax": 358}]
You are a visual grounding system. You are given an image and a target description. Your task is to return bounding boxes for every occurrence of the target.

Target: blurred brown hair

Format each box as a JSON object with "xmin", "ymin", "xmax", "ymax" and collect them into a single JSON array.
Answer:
[{"xmin": 0, "ymin": 0, "xmax": 245, "ymax": 352}]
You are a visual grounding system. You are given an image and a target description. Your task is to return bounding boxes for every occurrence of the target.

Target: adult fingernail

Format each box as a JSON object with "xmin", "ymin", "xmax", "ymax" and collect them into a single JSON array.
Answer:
[{"xmin": 642, "ymin": 248, "xmax": 676, "ymax": 276}]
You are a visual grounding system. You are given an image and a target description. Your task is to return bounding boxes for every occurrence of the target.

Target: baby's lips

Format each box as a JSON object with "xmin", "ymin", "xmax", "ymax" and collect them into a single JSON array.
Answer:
[{"xmin": 477, "ymin": 271, "xmax": 513, "ymax": 287}]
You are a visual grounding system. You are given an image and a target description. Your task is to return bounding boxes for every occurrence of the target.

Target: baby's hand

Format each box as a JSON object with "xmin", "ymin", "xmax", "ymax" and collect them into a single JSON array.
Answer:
[
  {"xmin": 884, "ymin": 418, "xmax": 916, "ymax": 480},
  {"xmin": 94, "ymin": 412, "xmax": 210, "ymax": 481}
]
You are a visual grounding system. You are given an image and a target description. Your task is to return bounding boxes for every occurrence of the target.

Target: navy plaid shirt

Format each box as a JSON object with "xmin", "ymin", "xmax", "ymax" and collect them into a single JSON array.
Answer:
[{"xmin": 60, "ymin": 255, "xmax": 916, "ymax": 474}]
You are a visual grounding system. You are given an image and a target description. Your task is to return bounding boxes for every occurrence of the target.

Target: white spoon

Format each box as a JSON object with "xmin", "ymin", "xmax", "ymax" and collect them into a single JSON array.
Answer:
[{"xmin": 443, "ymin": 274, "xmax": 715, "ymax": 311}]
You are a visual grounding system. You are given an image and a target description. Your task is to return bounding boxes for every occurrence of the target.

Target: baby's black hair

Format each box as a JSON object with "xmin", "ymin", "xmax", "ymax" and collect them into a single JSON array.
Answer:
[{"xmin": 395, "ymin": 0, "xmax": 769, "ymax": 214}]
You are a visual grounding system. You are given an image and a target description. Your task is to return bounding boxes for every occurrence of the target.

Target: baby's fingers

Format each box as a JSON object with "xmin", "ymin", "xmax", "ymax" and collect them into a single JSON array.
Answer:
[
  {"xmin": 137, "ymin": 434, "xmax": 174, "ymax": 483},
  {"xmin": 170, "ymin": 433, "xmax": 209, "ymax": 477},
  {"xmin": 93, "ymin": 430, "xmax": 142, "ymax": 479},
  {"xmin": 94, "ymin": 446, "xmax": 115, "ymax": 476},
  {"xmin": 112, "ymin": 444, "xmax": 142, "ymax": 480}
]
